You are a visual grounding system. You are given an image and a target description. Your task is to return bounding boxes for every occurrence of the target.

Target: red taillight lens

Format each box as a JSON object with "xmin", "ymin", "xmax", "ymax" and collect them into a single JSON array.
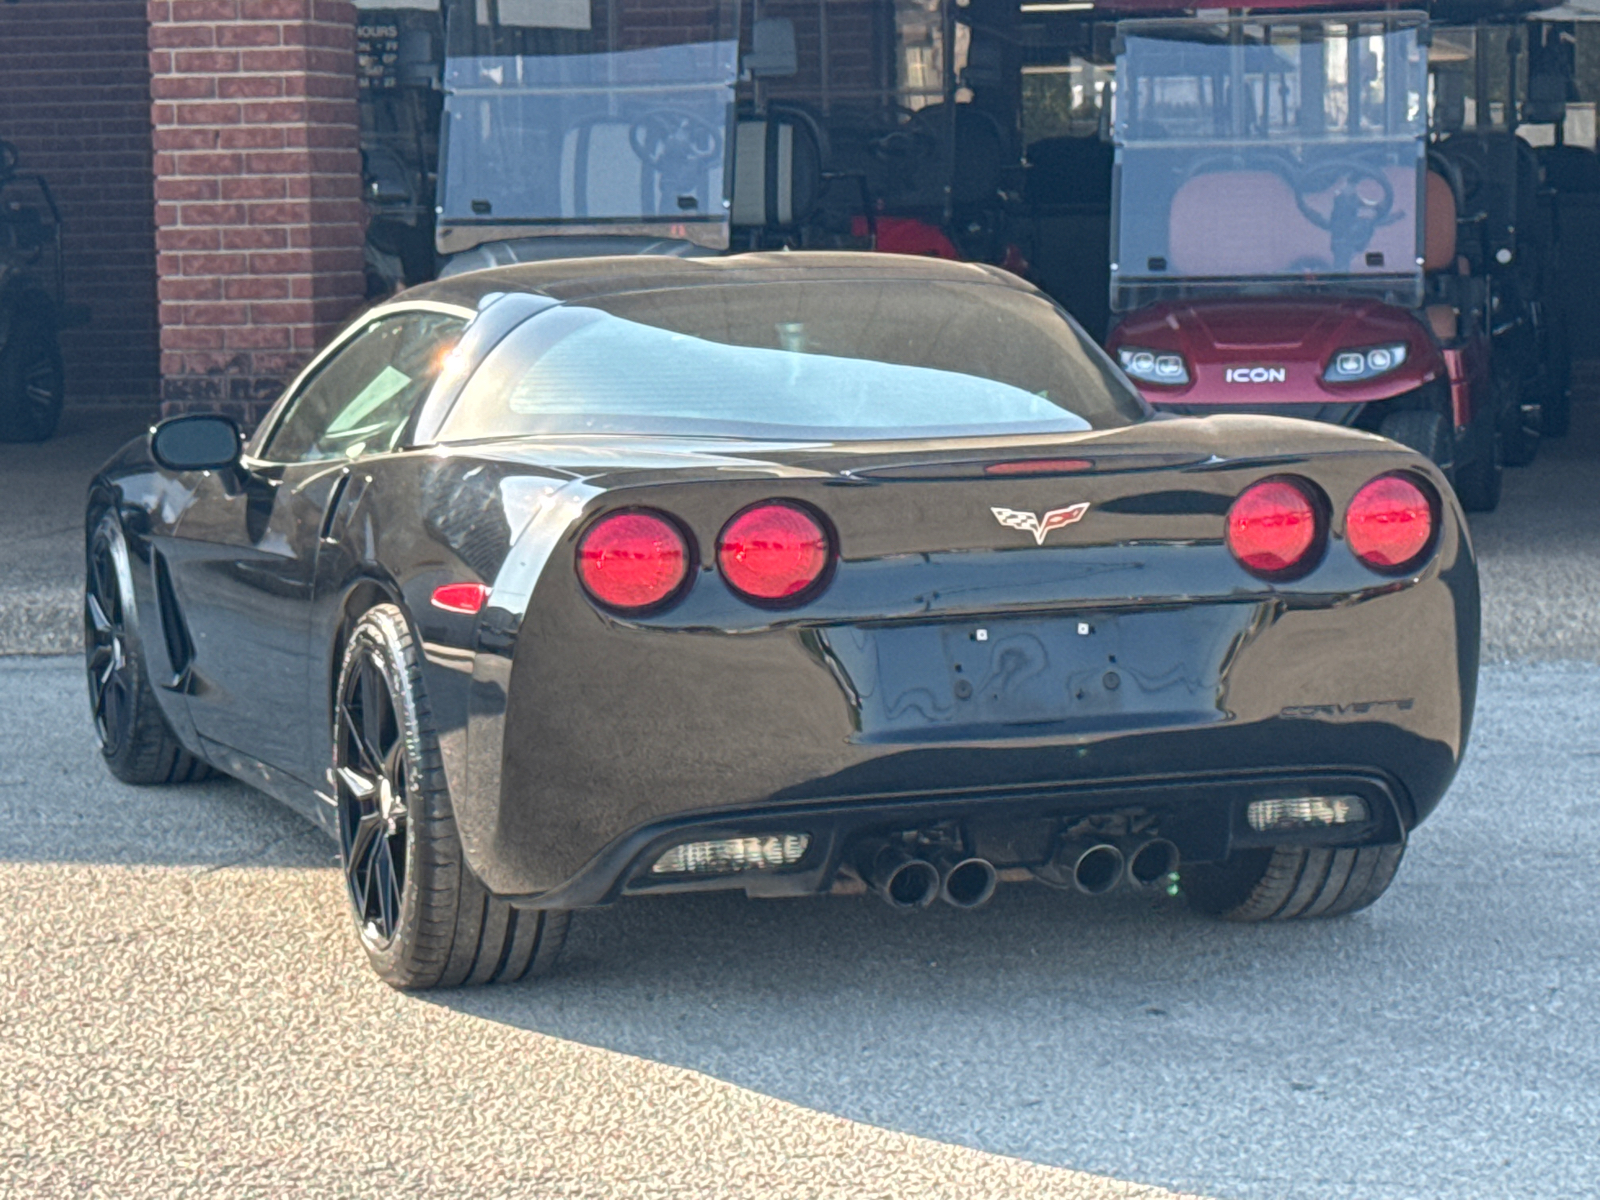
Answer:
[
  {"xmin": 1346, "ymin": 474, "xmax": 1434, "ymax": 570},
  {"xmin": 431, "ymin": 582, "xmax": 490, "ymax": 614},
  {"xmin": 577, "ymin": 510, "xmax": 689, "ymax": 611},
  {"xmin": 1227, "ymin": 479, "xmax": 1320, "ymax": 576},
  {"xmin": 717, "ymin": 502, "xmax": 831, "ymax": 603}
]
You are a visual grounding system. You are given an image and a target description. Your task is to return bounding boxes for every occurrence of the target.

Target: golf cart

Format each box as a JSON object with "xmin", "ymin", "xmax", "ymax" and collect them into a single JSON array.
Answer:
[
  {"xmin": 0, "ymin": 139, "xmax": 82, "ymax": 443},
  {"xmin": 1100, "ymin": 11, "xmax": 1512, "ymax": 511}
]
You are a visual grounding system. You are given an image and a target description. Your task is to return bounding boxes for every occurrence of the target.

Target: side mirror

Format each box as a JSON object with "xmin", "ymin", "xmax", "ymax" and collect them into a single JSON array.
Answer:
[
  {"xmin": 150, "ymin": 414, "xmax": 242, "ymax": 472},
  {"xmin": 744, "ymin": 18, "xmax": 797, "ymax": 80}
]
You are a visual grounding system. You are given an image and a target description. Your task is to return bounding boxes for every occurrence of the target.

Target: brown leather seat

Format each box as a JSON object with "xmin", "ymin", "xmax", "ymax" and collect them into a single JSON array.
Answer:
[
  {"xmin": 1423, "ymin": 170, "xmax": 1460, "ymax": 341},
  {"xmin": 1424, "ymin": 169, "xmax": 1457, "ymax": 271}
]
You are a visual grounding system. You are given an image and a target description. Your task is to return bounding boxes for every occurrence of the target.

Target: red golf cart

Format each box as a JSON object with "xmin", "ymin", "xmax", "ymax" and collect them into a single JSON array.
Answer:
[{"xmin": 1101, "ymin": 9, "xmax": 1507, "ymax": 510}]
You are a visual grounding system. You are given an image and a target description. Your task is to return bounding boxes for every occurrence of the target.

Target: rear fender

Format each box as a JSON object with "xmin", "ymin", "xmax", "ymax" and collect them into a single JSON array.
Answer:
[{"xmin": 457, "ymin": 477, "xmax": 601, "ymax": 858}]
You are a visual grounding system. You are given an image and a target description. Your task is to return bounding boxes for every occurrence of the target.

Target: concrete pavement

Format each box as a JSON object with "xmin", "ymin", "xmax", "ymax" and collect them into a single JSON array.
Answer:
[
  {"xmin": 0, "ymin": 409, "xmax": 150, "ymax": 655},
  {"xmin": 4, "ymin": 656, "xmax": 1600, "ymax": 1199}
]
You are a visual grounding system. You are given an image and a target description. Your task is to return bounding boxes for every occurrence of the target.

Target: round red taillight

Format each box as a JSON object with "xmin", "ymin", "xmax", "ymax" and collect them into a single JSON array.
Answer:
[
  {"xmin": 1227, "ymin": 479, "xmax": 1320, "ymax": 577},
  {"xmin": 577, "ymin": 510, "xmax": 689, "ymax": 611},
  {"xmin": 1346, "ymin": 474, "xmax": 1434, "ymax": 570},
  {"xmin": 717, "ymin": 502, "xmax": 831, "ymax": 603}
]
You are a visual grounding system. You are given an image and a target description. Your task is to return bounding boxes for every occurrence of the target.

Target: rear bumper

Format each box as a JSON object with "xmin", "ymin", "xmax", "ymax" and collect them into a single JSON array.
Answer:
[
  {"xmin": 515, "ymin": 768, "xmax": 1408, "ymax": 909},
  {"xmin": 471, "ymin": 567, "xmax": 1474, "ymax": 900}
]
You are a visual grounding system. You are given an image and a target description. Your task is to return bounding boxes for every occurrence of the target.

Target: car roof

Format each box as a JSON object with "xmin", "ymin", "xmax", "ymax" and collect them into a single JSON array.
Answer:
[{"xmin": 399, "ymin": 251, "xmax": 1040, "ymax": 310}]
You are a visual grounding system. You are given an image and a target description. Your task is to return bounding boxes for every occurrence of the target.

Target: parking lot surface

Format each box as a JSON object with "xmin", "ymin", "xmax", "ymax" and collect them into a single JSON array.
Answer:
[{"xmin": 3, "ymin": 395, "xmax": 1598, "ymax": 1199}]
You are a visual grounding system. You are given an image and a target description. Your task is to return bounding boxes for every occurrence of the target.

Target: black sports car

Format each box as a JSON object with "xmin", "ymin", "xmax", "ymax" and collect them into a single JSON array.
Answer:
[{"xmin": 85, "ymin": 253, "xmax": 1479, "ymax": 988}]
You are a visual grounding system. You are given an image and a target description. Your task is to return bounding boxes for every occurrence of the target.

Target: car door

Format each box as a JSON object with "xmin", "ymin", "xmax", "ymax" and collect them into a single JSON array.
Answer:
[{"xmin": 165, "ymin": 307, "xmax": 468, "ymax": 784}]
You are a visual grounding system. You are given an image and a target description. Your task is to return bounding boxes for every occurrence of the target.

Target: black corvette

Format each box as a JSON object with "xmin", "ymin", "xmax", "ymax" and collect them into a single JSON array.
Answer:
[{"xmin": 85, "ymin": 253, "xmax": 1479, "ymax": 988}]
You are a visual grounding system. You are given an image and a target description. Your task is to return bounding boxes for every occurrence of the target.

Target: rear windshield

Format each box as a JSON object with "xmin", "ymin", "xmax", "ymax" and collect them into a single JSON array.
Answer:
[{"xmin": 438, "ymin": 279, "xmax": 1147, "ymax": 443}]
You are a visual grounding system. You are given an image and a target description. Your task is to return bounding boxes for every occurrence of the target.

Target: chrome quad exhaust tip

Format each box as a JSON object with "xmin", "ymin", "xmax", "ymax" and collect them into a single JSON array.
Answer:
[
  {"xmin": 859, "ymin": 842, "xmax": 942, "ymax": 910},
  {"xmin": 1064, "ymin": 841, "xmax": 1125, "ymax": 895},
  {"xmin": 1125, "ymin": 837, "xmax": 1181, "ymax": 889},
  {"xmin": 937, "ymin": 856, "xmax": 998, "ymax": 910}
]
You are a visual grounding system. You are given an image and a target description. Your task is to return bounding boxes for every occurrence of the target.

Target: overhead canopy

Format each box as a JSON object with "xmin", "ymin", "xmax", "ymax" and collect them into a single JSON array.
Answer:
[{"xmin": 1529, "ymin": 0, "xmax": 1600, "ymax": 18}]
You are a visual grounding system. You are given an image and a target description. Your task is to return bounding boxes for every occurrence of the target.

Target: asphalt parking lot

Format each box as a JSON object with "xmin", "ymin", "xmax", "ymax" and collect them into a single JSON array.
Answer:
[{"xmin": 3, "ymin": 396, "xmax": 1598, "ymax": 1199}]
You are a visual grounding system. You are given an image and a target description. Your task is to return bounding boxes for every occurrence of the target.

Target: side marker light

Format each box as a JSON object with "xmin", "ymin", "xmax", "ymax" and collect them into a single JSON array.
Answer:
[{"xmin": 431, "ymin": 582, "xmax": 490, "ymax": 614}]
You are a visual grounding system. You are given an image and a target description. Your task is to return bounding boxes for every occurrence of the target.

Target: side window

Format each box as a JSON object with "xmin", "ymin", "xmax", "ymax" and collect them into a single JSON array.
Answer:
[{"xmin": 262, "ymin": 311, "xmax": 466, "ymax": 463}]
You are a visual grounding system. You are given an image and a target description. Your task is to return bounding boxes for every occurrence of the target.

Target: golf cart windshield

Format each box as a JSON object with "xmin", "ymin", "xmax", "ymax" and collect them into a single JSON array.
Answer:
[
  {"xmin": 1110, "ymin": 13, "xmax": 1428, "ymax": 311},
  {"xmin": 437, "ymin": 0, "xmax": 739, "ymax": 251}
]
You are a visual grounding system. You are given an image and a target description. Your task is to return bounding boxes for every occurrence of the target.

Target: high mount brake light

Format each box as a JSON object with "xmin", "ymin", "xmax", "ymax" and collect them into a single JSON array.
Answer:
[
  {"xmin": 717, "ymin": 502, "xmax": 831, "ymax": 603},
  {"xmin": 1346, "ymin": 474, "xmax": 1434, "ymax": 571},
  {"xmin": 578, "ymin": 510, "xmax": 689, "ymax": 612},
  {"xmin": 984, "ymin": 458, "xmax": 1093, "ymax": 476},
  {"xmin": 431, "ymin": 582, "xmax": 490, "ymax": 614},
  {"xmin": 1227, "ymin": 478, "xmax": 1320, "ymax": 577}
]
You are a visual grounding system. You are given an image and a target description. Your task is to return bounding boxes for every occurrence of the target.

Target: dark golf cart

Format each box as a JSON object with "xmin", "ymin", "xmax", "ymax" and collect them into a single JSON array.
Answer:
[{"xmin": 0, "ymin": 139, "xmax": 85, "ymax": 443}]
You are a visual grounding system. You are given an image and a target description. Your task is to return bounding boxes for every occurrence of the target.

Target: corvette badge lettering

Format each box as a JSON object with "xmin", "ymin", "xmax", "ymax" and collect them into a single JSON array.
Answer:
[
  {"xmin": 1225, "ymin": 366, "xmax": 1288, "ymax": 384},
  {"xmin": 991, "ymin": 503, "xmax": 1091, "ymax": 545}
]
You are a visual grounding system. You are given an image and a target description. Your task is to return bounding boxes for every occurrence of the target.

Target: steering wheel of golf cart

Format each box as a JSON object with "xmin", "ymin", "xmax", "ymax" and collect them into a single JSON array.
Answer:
[
  {"xmin": 1293, "ymin": 161, "xmax": 1395, "ymax": 231},
  {"xmin": 629, "ymin": 110, "xmax": 723, "ymax": 172},
  {"xmin": 868, "ymin": 104, "xmax": 942, "ymax": 164}
]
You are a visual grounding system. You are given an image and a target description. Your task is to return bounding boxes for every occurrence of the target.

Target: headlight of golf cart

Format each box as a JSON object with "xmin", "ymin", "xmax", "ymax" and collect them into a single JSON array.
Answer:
[
  {"xmin": 1118, "ymin": 347, "xmax": 1190, "ymax": 385},
  {"xmin": 1324, "ymin": 343, "xmax": 1408, "ymax": 383}
]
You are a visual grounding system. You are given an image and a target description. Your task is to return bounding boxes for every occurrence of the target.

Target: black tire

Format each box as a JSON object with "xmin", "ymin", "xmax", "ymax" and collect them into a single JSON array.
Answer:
[
  {"xmin": 1453, "ymin": 417, "xmax": 1503, "ymax": 514},
  {"xmin": 1377, "ymin": 409, "xmax": 1451, "ymax": 472},
  {"xmin": 1183, "ymin": 844, "xmax": 1405, "ymax": 921},
  {"xmin": 1542, "ymin": 380, "xmax": 1572, "ymax": 440},
  {"xmin": 0, "ymin": 313, "xmax": 65, "ymax": 443},
  {"xmin": 85, "ymin": 512, "xmax": 211, "ymax": 785},
  {"xmin": 334, "ymin": 604, "xmax": 569, "ymax": 989},
  {"xmin": 1542, "ymin": 310, "xmax": 1573, "ymax": 438},
  {"xmin": 1498, "ymin": 375, "xmax": 1540, "ymax": 467}
]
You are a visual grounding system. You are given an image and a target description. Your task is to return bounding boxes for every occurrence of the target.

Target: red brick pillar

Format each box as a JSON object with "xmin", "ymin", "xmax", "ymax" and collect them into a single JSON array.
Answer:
[{"xmin": 148, "ymin": 0, "xmax": 366, "ymax": 425}]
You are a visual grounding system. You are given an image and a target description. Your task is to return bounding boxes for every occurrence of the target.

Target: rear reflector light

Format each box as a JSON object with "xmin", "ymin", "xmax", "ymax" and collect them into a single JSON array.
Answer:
[
  {"xmin": 984, "ymin": 458, "xmax": 1093, "ymax": 475},
  {"xmin": 651, "ymin": 834, "xmax": 810, "ymax": 876},
  {"xmin": 1346, "ymin": 474, "xmax": 1434, "ymax": 571},
  {"xmin": 1246, "ymin": 796, "xmax": 1369, "ymax": 831},
  {"xmin": 717, "ymin": 502, "xmax": 830, "ymax": 603},
  {"xmin": 577, "ymin": 510, "xmax": 689, "ymax": 611},
  {"xmin": 431, "ymin": 582, "xmax": 491, "ymax": 614},
  {"xmin": 1227, "ymin": 478, "xmax": 1319, "ymax": 577}
]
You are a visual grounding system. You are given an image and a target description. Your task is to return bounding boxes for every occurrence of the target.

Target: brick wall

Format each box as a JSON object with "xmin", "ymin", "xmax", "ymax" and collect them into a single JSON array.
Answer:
[
  {"xmin": 148, "ymin": 0, "xmax": 366, "ymax": 424},
  {"xmin": 0, "ymin": 0, "xmax": 160, "ymax": 412}
]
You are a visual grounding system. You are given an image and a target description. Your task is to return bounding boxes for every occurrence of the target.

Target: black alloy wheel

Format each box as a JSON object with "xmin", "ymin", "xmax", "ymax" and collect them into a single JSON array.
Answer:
[
  {"xmin": 84, "ymin": 512, "xmax": 208, "ymax": 784},
  {"xmin": 0, "ymin": 317, "xmax": 65, "ymax": 443},
  {"xmin": 333, "ymin": 605, "xmax": 569, "ymax": 989},
  {"xmin": 336, "ymin": 653, "xmax": 411, "ymax": 947},
  {"xmin": 86, "ymin": 534, "xmax": 134, "ymax": 758}
]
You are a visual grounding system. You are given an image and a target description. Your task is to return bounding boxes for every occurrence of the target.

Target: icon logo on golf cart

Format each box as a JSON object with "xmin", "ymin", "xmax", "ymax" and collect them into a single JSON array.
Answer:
[
  {"xmin": 991, "ymin": 503, "xmax": 1091, "ymax": 545},
  {"xmin": 1225, "ymin": 366, "xmax": 1288, "ymax": 384}
]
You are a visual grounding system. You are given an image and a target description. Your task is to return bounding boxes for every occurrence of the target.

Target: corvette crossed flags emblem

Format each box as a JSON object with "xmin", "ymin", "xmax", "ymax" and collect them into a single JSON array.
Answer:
[{"xmin": 990, "ymin": 503, "xmax": 1091, "ymax": 545}]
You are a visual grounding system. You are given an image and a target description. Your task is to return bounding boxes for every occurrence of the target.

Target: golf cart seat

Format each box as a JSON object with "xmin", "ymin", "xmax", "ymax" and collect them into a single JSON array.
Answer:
[
  {"xmin": 730, "ymin": 115, "xmax": 822, "ymax": 232},
  {"xmin": 1423, "ymin": 167, "xmax": 1462, "ymax": 342},
  {"xmin": 1167, "ymin": 165, "xmax": 1419, "ymax": 278}
]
